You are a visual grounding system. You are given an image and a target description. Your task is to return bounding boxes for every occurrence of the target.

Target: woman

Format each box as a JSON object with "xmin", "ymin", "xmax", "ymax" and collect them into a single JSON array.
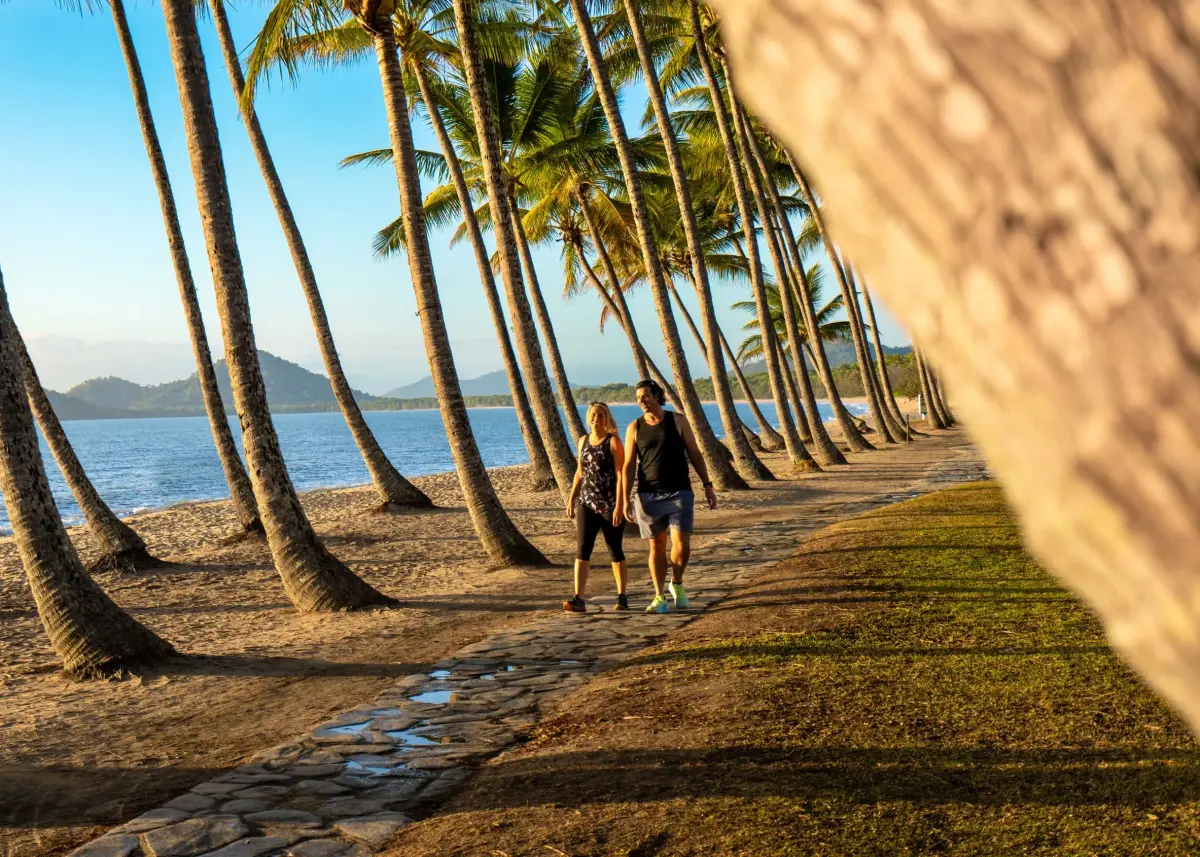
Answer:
[{"xmin": 564, "ymin": 402, "xmax": 629, "ymax": 612}]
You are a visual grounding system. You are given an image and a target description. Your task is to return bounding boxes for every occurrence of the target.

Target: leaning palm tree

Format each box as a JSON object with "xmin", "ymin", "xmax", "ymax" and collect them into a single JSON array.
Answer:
[
  {"xmin": 0, "ymin": 267, "xmax": 176, "ymax": 677},
  {"xmin": 567, "ymin": 0, "xmax": 748, "ymax": 489},
  {"xmin": 159, "ymin": 0, "xmax": 401, "ymax": 608},
  {"xmin": 13, "ymin": 325, "xmax": 164, "ymax": 573},
  {"xmin": 324, "ymin": 0, "xmax": 547, "ymax": 564},
  {"xmin": 856, "ymin": 272, "xmax": 912, "ymax": 432},
  {"xmin": 109, "ymin": 0, "xmax": 261, "ymax": 535},
  {"xmin": 619, "ymin": 0, "xmax": 770, "ymax": 481},
  {"xmin": 211, "ymin": 0, "xmax": 430, "ymax": 511}
]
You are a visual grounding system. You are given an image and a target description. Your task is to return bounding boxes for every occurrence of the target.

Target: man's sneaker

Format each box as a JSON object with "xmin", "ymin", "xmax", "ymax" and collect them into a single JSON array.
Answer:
[
  {"xmin": 563, "ymin": 595, "xmax": 587, "ymax": 613},
  {"xmin": 614, "ymin": 594, "xmax": 630, "ymax": 611},
  {"xmin": 669, "ymin": 582, "xmax": 690, "ymax": 609},
  {"xmin": 645, "ymin": 595, "xmax": 669, "ymax": 614}
]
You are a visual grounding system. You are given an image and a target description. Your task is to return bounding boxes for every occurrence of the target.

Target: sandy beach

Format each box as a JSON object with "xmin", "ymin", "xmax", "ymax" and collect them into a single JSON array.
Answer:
[{"xmin": 1, "ymin": 416, "xmax": 956, "ymax": 857}]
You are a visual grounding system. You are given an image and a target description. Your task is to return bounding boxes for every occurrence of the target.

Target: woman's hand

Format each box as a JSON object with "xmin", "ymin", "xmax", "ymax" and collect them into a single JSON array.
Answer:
[{"xmin": 566, "ymin": 499, "xmax": 576, "ymax": 520}]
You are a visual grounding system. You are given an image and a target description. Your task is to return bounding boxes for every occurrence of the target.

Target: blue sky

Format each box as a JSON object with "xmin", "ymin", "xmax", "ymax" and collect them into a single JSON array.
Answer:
[{"xmin": 0, "ymin": 1, "xmax": 907, "ymax": 395}]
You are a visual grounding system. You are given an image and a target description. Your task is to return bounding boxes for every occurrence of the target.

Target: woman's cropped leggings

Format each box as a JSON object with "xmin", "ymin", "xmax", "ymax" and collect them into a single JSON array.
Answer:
[{"xmin": 576, "ymin": 503, "xmax": 626, "ymax": 562}]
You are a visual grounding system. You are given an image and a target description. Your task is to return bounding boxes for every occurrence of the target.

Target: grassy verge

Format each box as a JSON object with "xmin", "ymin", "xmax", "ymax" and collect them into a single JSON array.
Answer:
[{"xmin": 385, "ymin": 483, "xmax": 1200, "ymax": 856}]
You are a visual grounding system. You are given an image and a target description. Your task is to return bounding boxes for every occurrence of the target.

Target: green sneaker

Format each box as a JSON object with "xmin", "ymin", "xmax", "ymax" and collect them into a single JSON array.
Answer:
[
  {"xmin": 646, "ymin": 595, "xmax": 669, "ymax": 614},
  {"xmin": 668, "ymin": 582, "xmax": 689, "ymax": 609}
]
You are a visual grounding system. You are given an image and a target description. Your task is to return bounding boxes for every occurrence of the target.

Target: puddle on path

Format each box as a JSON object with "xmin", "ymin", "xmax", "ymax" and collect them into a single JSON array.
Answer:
[
  {"xmin": 385, "ymin": 727, "xmax": 442, "ymax": 747},
  {"xmin": 327, "ymin": 721, "xmax": 372, "ymax": 735},
  {"xmin": 409, "ymin": 690, "xmax": 453, "ymax": 705},
  {"xmin": 429, "ymin": 669, "xmax": 452, "ymax": 679},
  {"xmin": 343, "ymin": 760, "xmax": 399, "ymax": 776}
]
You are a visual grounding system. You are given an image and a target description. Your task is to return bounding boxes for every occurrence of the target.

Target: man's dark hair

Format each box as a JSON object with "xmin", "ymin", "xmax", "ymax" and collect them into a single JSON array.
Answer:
[{"xmin": 635, "ymin": 378, "xmax": 665, "ymax": 404}]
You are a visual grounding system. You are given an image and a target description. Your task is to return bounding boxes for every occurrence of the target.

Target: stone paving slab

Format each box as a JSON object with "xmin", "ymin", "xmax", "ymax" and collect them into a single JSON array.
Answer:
[{"xmin": 68, "ymin": 449, "xmax": 989, "ymax": 857}]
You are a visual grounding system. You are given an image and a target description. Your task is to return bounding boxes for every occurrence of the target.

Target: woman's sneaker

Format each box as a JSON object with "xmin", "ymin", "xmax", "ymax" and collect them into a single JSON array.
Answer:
[
  {"xmin": 614, "ymin": 594, "xmax": 630, "ymax": 611},
  {"xmin": 668, "ymin": 582, "xmax": 689, "ymax": 609},
  {"xmin": 563, "ymin": 595, "xmax": 587, "ymax": 613},
  {"xmin": 645, "ymin": 595, "xmax": 669, "ymax": 614}
]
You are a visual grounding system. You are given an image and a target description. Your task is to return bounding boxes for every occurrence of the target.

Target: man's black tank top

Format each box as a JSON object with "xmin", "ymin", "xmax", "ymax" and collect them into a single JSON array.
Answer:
[{"xmin": 636, "ymin": 413, "xmax": 691, "ymax": 493}]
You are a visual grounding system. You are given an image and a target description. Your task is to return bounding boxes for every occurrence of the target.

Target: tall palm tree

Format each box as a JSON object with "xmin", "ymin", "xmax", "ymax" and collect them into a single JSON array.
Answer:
[
  {"xmin": 13, "ymin": 325, "xmax": 164, "ymax": 573},
  {"xmin": 621, "ymin": 0, "xmax": 770, "ymax": 481},
  {"xmin": 448, "ymin": 3, "xmax": 582, "ymax": 496},
  {"xmin": 685, "ymin": 0, "xmax": 813, "ymax": 471},
  {"xmin": 914, "ymin": 345, "xmax": 947, "ymax": 430},
  {"xmin": 0, "ymin": 268, "xmax": 176, "ymax": 677},
  {"xmin": 337, "ymin": 0, "xmax": 547, "ymax": 564},
  {"xmin": 857, "ymin": 273, "xmax": 911, "ymax": 432},
  {"xmin": 109, "ymin": 0, "xmax": 261, "ymax": 535},
  {"xmin": 211, "ymin": 0, "xmax": 430, "ymax": 511},
  {"xmin": 159, "ymin": 0, "xmax": 402, "ymax": 608},
  {"xmin": 568, "ymin": 0, "xmax": 748, "ymax": 489}
]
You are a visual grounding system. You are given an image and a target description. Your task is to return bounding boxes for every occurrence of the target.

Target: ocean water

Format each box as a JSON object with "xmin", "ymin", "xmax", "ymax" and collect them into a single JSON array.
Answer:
[{"xmin": 1, "ymin": 400, "xmax": 867, "ymax": 533}]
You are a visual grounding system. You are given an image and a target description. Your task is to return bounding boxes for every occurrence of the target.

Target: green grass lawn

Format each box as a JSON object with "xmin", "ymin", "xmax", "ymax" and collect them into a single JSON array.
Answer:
[{"xmin": 387, "ymin": 483, "xmax": 1200, "ymax": 856}]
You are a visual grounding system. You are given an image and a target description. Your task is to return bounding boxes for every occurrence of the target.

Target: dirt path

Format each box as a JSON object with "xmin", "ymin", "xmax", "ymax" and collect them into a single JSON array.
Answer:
[{"xmin": 0, "ymin": 429, "xmax": 980, "ymax": 857}]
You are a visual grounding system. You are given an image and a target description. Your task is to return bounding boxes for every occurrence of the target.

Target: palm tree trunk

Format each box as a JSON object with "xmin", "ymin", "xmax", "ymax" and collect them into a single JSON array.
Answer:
[
  {"xmin": 576, "ymin": 196, "xmax": 649, "ymax": 377},
  {"xmin": 161, "ymin": 0, "xmax": 402, "ymax": 608},
  {"xmin": 411, "ymin": 62, "xmax": 556, "ymax": 491},
  {"xmin": 359, "ymin": 10, "xmax": 547, "ymax": 566},
  {"xmin": 212, "ymin": 0, "xmax": 429, "ymax": 510},
  {"xmin": 110, "ymin": 0, "xmax": 260, "ymax": 534},
  {"xmin": 688, "ymin": 0, "xmax": 810, "ymax": 471},
  {"xmin": 859, "ymin": 276, "xmax": 913, "ymax": 434},
  {"xmin": 780, "ymin": 154, "xmax": 901, "ymax": 443},
  {"xmin": 624, "ymin": 0, "xmax": 769, "ymax": 483},
  {"xmin": 781, "ymin": 348, "xmax": 813, "ymax": 442},
  {"xmin": 0, "ymin": 270, "xmax": 176, "ymax": 677},
  {"xmin": 450, "ymin": 0, "xmax": 577, "ymax": 501},
  {"xmin": 570, "ymin": 0, "xmax": 749, "ymax": 490},
  {"xmin": 713, "ymin": 325, "xmax": 784, "ymax": 450},
  {"xmin": 754, "ymin": 143, "xmax": 870, "ymax": 453},
  {"xmin": 14, "ymin": 326, "xmax": 163, "ymax": 573},
  {"xmin": 508, "ymin": 188, "xmax": 588, "ymax": 442},
  {"xmin": 576, "ymin": 246, "xmax": 686, "ymax": 414},
  {"xmin": 914, "ymin": 346, "xmax": 947, "ymax": 430},
  {"xmin": 927, "ymin": 360, "xmax": 956, "ymax": 426}
]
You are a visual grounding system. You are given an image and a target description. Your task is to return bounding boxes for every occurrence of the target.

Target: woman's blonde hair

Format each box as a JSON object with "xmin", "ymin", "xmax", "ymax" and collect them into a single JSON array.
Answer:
[{"xmin": 586, "ymin": 401, "xmax": 619, "ymax": 438}]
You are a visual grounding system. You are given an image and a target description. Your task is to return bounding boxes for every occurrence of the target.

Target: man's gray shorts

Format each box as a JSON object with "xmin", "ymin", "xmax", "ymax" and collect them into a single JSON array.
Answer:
[{"xmin": 633, "ymin": 491, "xmax": 695, "ymax": 539}]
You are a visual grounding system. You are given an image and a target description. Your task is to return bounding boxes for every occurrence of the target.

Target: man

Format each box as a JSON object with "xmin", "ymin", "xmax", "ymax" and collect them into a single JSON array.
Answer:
[{"xmin": 616, "ymin": 379, "xmax": 717, "ymax": 614}]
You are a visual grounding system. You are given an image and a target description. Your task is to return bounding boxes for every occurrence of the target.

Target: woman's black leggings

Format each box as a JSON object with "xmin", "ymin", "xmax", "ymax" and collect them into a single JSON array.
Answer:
[{"xmin": 576, "ymin": 503, "xmax": 626, "ymax": 562}]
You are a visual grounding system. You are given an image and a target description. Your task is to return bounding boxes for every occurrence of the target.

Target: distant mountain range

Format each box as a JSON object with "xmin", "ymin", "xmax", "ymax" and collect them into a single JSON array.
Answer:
[{"xmin": 43, "ymin": 341, "xmax": 911, "ymax": 421}]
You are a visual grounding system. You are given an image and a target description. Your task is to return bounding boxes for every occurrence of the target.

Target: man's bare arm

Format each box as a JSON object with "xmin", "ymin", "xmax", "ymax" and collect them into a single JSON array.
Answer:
[{"xmin": 677, "ymin": 414, "xmax": 718, "ymax": 509}]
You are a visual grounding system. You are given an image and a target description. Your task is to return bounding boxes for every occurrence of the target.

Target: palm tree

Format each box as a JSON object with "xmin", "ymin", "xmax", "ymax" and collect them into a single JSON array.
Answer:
[
  {"xmin": 447, "ymin": 3, "xmax": 583, "ymax": 495},
  {"xmin": 335, "ymin": 0, "xmax": 547, "ymax": 564},
  {"xmin": 856, "ymin": 273, "xmax": 912, "ymax": 433},
  {"xmin": 914, "ymin": 345, "xmax": 947, "ymax": 430},
  {"xmin": 568, "ymin": 0, "xmax": 749, "ymax": 489},
  {"xmin": 109, "ymin": 0, "xmax": 261, "ymax": 535},
  {"xmin": 159, "ymin": 0, "xmax": 401, "ymax": 608},
  {"xmin": 0, "ymin": 268, "xmax": 175, "ymax": 677},
  {"xmin": 211, "ymin": 0, "xmax": 430, "ymax": 511},
  {"xmin": 685, "ymin": 0, "xmax": 814, "ymax": 471},
  {"xmin": 12, "ymin": 324, "xmax": 163, "ymax": 573},
  {"xmin": 620, "ymin": 0, "xmax": 770, "ymax": 482}
]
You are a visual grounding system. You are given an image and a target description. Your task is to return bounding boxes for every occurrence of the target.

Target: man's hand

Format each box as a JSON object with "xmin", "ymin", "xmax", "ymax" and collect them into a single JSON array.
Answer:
[
  {"xmin": 704, "ymin": 484, "xmax": 718, "ymax": 511},
  {"xmin": 612, "ymin": 502, "xmax": 625, "ymax": 526}
]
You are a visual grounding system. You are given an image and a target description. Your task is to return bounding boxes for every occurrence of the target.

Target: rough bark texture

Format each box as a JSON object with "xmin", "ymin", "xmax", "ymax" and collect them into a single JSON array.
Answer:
[
  {"xmin": 570, "ymin": 0, "xmax": 748, "ymax": 491},
  {"xmin": 706, "ymin": 0, "xmax": 1200, "ymax": 734},
  {"xmin": 0, "ymin": 272, "xmax": 175, "ymax": 677},
  {"xmin": 110, "ymin": 0, "xmax": 261, "ymax": 534},
  {"xmin": 689, "ymin": 0, "xmax": 810, "ymax": 469},
  {"xmin": 211, "ymin": 0, "xmax": 430, "ymax": 510},
  {"xmin": 927, "ymin": 360, "xmax": 956, "ymax": 427},
  {"xmin": 577, "ymin": 201, "xmax": 649, "ymax": 378},
  {"xmin": 365, "ymin": 17, "xmax": 547, "ymax": 566},
  {"xmin": 625, "ymin": 0, "xmax": 769, "ymax": 483},
  {"xmin": 914, "ymin": 346, "xmax": 947, "ymax": 430},
  {"xmin": 13, "ymin": 326, "xmax": 161, "ymax": 573},
  {"xmin": 451, "ymin": 0, "xmax": 578, "ymax": 501},
  {"xmin": 161, "ymin": 0, "xmax": 397, "ymax": 610},
  {"xmin": 780, "ymin": 346, "xmax": 813, "ymax": 442},
  {"xmin": 509, "ymin": 189, "xmax": 588, "ymax": 442},
  {"xmin": 411, "ymin": 62, "xmax": 557, "ymax": 492}
]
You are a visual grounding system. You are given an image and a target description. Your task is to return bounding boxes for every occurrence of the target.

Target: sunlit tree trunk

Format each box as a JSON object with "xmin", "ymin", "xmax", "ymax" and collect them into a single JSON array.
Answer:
[
  {"xmin": 410, "ymin": 62, "xmax": 556, "ymax": 491},
  {"xmin": 110, "ymin": 0, "xmax": 260, "ymax": 534},
  {"xmin": 508, "ymin": 187, "xmax": 588, "ymax": 442},
  {"xmin": 570, "ymin": 0, "xmax": 749, "ymax": 489},
  {"xmin": 348, "ymin": 6, "xmax": 547, "ymax": 566},
  {"xmin": 161, "ymin": 0, "xmax": 402, "ymax": 607},
  {"xmin": 0, "ymin": 269, "xmax": 176, "ymax": 677},
  {"xmin": 450, "ymin": 0, "xmax": 578, "ymax": 501},
  {"xmin": 212, "ymin": 0, "xmax": 430, "ymax": 510},
  {"xmin": 913, "ymin": 346, "xmax": 946, "ymax": 430},
  {"xmin": 716, "ymin": 326, "xmax": 785, "ymax": 451},
  {"xmin": 625, "ymin": 0, "xmax": 770, "ymax": 482},
  {"xmin": 858, "ymin": 275, "xmax": 912, "ymax": 433}
]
